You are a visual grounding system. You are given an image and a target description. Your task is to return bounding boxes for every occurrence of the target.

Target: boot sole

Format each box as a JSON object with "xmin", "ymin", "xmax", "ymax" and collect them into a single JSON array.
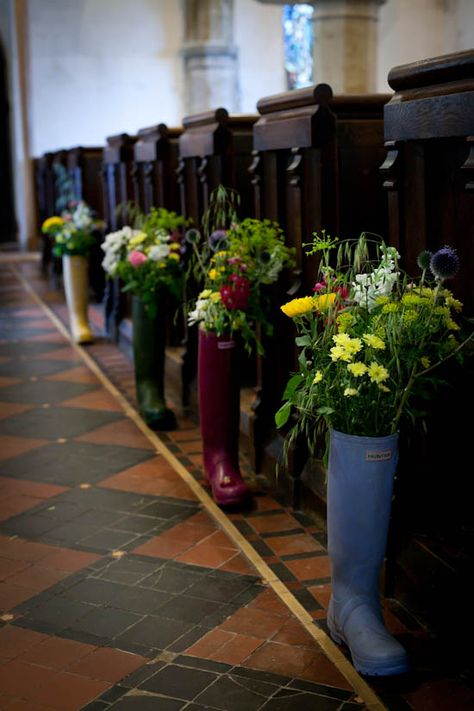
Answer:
[{"xmin": 327, "ymin": 619, "xmax": 409, "ymax": 677}]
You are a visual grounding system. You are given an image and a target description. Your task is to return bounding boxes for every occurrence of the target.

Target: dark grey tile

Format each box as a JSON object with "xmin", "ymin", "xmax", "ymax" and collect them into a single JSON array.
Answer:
[
  {"xmin": 115, "ymin": 615, "xmax": 195, "ymax": 651},
  {"xmin": 157, "ymin": 595, "xmax": 223, "ymax": 624},
  {"xmin": 0, "ymin": 380, "xmax": 97, "ymax": 404},
  {"xmin": 78, "ymin": 528, "xmax": 140, "ymax": 553},
  {"xmin": 288, "ymin": 679, "xmax": 352, "ymax": 701},
  {"xmin": 185, "ymin": 573, "xmax": 256, "ymax": 604},
  {"xmin": 174, "ymin": 655, "xmax": 231, "ymax": 674},
  {"xmin": 111, "ymin": 514, "xmax": 161, "ymax": 534},
  {"xmin": 139, "ymin": 500, "xmax": 199, "ymax": 520},
  {"xmin": 109, "ymin": 696, "xmax": 185, "ymax": 711},
  {"xmin": 0, "ymin": 440, "xmax": 153, "ymax": 485},
  {"xmin": 0, "ymin": 358, "xmax": 78, "ymax": 378},
  {"xmin": 140, "ymin": 664, "xmax": 218, "ymax": 701},
  {"xmin": 195, "ymin": 674, "xmax": 277, "ymax": 711},
  {"xmin": 119, "ymin": 662, "xmax": 166, "ymax": 688},
  {"xmin": 0, "ymin": 406, "xmax": 122, "ymax": 440},
  {"xmin": 18, "ymin": 597, "xmax": 92, "ymax": 630},
  {"xmin": 61, "ymin": 578, "xmax": 125, "ymax": 605},
  {"xmin": 70, "ymin": 606, "xmax": 142, "ymax": 639},
  {"xmin": 260, "ymin": 688, "xmax": 340, "ymax": 710},
  {"xmin": 141, "ymin": 566, "xmax": 203, "ymax": 593},
  {"xmin": 166, "ymin": 626, "xmax": 211, "ymax": 654},
  {"xmin": 111, "ymin": 586, "xmax": 171, "ymax": 615},
  {"xmin": 0, "ymin": 341, "xmax": 65, "ymax": 357}
]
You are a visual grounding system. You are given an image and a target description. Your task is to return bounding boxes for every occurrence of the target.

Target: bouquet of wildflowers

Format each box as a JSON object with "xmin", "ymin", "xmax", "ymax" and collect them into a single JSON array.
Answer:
[
  {"xmin": 42, "ymin": 201, "xmax": 103, "ymax": 257},
  {"xmin": 187, "ymin": 217, "xmax": 295, "ymax": 353},
  {"xmin": 101, "ymin": 207, "xmax": 187, "ymax": 311},
  {"xmin": 276, "ymin": 232, "xmax": 471, "ymax": 450}
]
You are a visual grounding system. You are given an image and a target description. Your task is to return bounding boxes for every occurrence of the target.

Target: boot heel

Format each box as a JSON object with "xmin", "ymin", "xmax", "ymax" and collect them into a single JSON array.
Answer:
[{"xmin": 327, "ymin": 618, "xmax": 343, "ymax": 646}]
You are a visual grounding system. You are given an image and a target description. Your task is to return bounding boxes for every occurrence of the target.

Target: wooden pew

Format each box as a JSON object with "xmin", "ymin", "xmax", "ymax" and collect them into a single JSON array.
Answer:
[
  {"xmin": 251, "ymin": 84, "xmax": 390, "ymax": 504},
  {"xmin": 132, "ymin": 123, "xmax": 182, "ymax": 214},
  {"xmin": 66, "ymin": 146, "xmax": 105, "ymax": 301},
  {"xmin": 176, "ymin": 109, "xmax": 257, "ymax": 414},
  {"xmin": 102, "ymin": 134, "xmax": 137, "ymax": 340},
  {"xmin": 380, "ymin": 50, "xmax": 474, "ymax": 651}
]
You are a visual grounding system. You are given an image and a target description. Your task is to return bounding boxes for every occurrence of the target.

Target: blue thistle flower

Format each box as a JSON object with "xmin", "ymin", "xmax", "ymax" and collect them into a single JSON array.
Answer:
[
  {"xmin": 430, "ymin": 246, "xmax": 460, "ymax": 281},
  {"xmin": 208, "ymin": 229, "xmax": 228, "ymax": 252}
]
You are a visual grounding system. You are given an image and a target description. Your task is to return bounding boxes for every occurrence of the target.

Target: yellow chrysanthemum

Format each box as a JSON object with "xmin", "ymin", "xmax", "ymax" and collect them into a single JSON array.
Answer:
[
  {"xmin": 313, "ymin": 370, "xmax": 323, "ymax": 384},
  {"xmin": 313, "ymin": 292, "xmax": 337, "ymax": 311},
  {"xmin": 211, "ymin": 250, "xmax": 228, "ymax": 263},
  {"xmin": 345, "ymin": 337, "xmax": 363, "ymax": 355},
  {"xmin": 129, "ymin": 233, "xmax": 146, "ymax": 247},
  {"xmin": 420, "ymin": 356, "xmax": 430, "ymax": 369},
  {"xmin": 200, "ymin": 289, "xmax": 212, "ymax": 299},
  {"xmin": 281, "ymin": 297, "xmax": 315, "ymax": 318},
  {"xmin": 367, "ymin": 362, "xmax": 390, "ymax": 384},
  {"xmin": 344, "ymin": 387, "xmax": 358, "ymax": 397},
  {"xmin": 378, "ymin": 384, "xmax": 390, "ymax": 393},
  {"xmin": 330, "ymin": 345, "xmax": 353, "ymax": 363},
  {"xmin": 42, "ymin": 216, "xmax": 64, "ymax": 232},
  {"xmin": 363, "ymin": 333, "xmax": 385, "ymax": 350},
  {"xmin": 347, "ymin": 362, "xmax": 367, "ymax": 377},
  {"xmin": 209, "ymin": 292, "xmax": 221, "ymax": 303},
  {"xmin": 382, "ymin": 302, "xmax": 398, "ymax": 314},
  {"xmin": 401, "ymin": 293, "xmax": 424, "ymax": 307},
  {"xmin": 208, "ymin": 268, "xmax": 218, "ymax": 281},
  {"xmin": 333, "ymin": 333, "xmax": 352, "ymax": 348},
  {"xmin": 169, "ymin": 242, "xmax": 181, "ymax": 251},
  {"xmin": 168, "ymin": 253, "xmax": 180, "ymax": 261}
]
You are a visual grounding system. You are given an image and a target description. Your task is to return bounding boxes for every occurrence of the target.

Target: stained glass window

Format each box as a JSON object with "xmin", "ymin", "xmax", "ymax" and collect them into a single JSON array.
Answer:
[{"xmin": 283, "ymin": 4, "xmax": 314, "ymax": 90}]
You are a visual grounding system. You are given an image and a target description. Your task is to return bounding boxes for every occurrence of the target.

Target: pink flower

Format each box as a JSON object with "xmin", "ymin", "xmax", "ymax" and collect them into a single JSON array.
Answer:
[{"xmin": 128, "ymin": 250, "xmax": 147, "ymax": 267}]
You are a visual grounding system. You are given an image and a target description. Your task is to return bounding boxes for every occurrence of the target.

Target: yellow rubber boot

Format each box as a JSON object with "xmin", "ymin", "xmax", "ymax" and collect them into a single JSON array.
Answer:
[{"xmin": 62, "ymin": 255, "xmax": 94, "ymax": 344}]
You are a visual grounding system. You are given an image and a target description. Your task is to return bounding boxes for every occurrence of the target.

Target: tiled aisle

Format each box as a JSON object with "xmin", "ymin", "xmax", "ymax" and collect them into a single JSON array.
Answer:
[{"xmin": 0, "ymin": 258, "xmax": 472, "ymax": 711}]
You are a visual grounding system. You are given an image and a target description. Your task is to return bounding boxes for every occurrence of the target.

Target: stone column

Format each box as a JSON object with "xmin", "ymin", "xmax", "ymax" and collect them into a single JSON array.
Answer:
[
  {"xmin": 312, "ymin": 0, "xmax": 385, "ymax": 93},
  {"xmin": 181, "ymin": 0, "xmax": 240, "ymax": 114}
]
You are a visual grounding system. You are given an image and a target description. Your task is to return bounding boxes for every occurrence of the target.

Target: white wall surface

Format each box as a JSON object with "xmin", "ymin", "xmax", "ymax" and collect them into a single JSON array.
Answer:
[
  {"xmin": 377, "ymin": 0, "xmax": 474, "ymax": 92},
  {"xmin": 28, "ymin": 0, "xmax": 184, "ymax": 154},
  {"xmin": 235, "ymin": 0, "xmax": 285, "ymax": 112}
]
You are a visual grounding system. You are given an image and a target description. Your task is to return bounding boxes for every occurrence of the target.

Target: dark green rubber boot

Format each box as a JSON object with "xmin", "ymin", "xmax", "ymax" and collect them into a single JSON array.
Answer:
[{"xmin": 132, "ymin": 295, "xmax": 177, "ymax": 431}]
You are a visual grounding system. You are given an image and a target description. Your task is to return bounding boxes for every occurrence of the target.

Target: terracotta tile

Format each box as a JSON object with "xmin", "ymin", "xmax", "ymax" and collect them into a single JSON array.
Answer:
[
  {"xmin": 300, "ymin": 651, "xmax": 352, "ymax": 689},
  {"xmin": 265, "ymin": 534, "xmax": 324, "ymax": 557},
  {"xmin": 179, "ymin": 440, "xmax": 203, "ymax": 454},
  {"xmin": 20, "ymin": 636, "xmax": 94, "ymax": 670},
  {"xmin": 308, "ymin": 583, "xmax": 332, "ymax": 611},
  {"xmin": 185, "ymin": 629, "xmax": 234, "ymax": 659},
  {"xmin": 134, "ymin": 516, "xmax": 215, "ymax": 559},
  {"xmin": 0, "ymin": 582, "xmax": 38, "ymax": 610},
  {"xmin": 176, "ymin": 540, "xmax": 237, "ymax": 569},
  {"xmin": 167, "ymin": 429, "xmax": 201, "ymax": 442},
  {"xmin": 75, "ymin": 418, "xmax": 153, "ymax": 450},
  {"xmin": 40, "ymin": 549, "xmax": 100, "ymax": 572},
  {"xmin": 0, "ymin": 626, "xmax": 46, "ymax": 660},
  {"xmin": 99, "ymin": 456, "xmax": 197, "ymax": 500},
  {"xmin": 0, "ymin": 661, "xmax": 110, "ymax": 709},
  {"xmin": 245, "ymin": 641, "xmax": 314, "ymax": 678},
  {"xmin": 36, "ymin": 347, "xmax": 79, "ymax": 362},
  {"xmin": 220, "ymin": 606, "xmax": 287, "ymax": 639},
  {"xmin": 7, "ymin": 565, "xmax": 66, "ymax": 592},
  {"xmin": 186, "ymin": 510, "xmax": 216, "ymax": 529},
  {"xmin": 248, "ymin": 589, "xmax": 292, "ymax": 617},
  {"xmin": 1, "ymin": 698, "xmax": 56, "ymax": 710},
  {"xmin": 249, "ymin": 496, "xmax": 283, "ymax": 513},
  {"xmin": 0, "ymin": 538, "xmax": 57, "ymax": 563},
  {"xmin": 203, "ymin": 530, "xmax": 238, "ymax": 550},
  {"xmin": 66, "ymin": 647, "xmax": 147, "ymax": 683},
  {"xmin": 284, "ymin": 555, "xmax": 331, "ymax": 581},
  {"xmin": 0, "ymin": 436, "xmax": 48, "ymax": 463},
  {"xmin": 248, "ymin": 512, "xmax": 301, "ymax": 534},
  {"xmin": 210, "ymin": 634, "xmax": 264, "ymax": 665},
  {"xmin": 219, "ymin": 554, "xmax": 258, "ymax": 576},
  {"xmin": 28, "ymin": 332, "xmax": 65, "ymax": 344},
  {"xmin": 60, "ymin": 389, "xmax": 123, "ymax": 412},
  {"xmin": 46, "ymin": 366, "xmax": 98, "ymax": 384},
  {"xmin": 0, "ymin": 496, "xmax": 47, "ymax": 522},
  {"xmin": 0, "ymin": 377, "xmax": 21, "ymax": 389},
  {"xmin": 271, "ymin": 619, "xmax": 316, "ymax": 648},
  {"xmin": 0, "ymin": 558, "xmax": 32, "ymax": 581},
  {"xmin": 0, "ymin": 478, "xmax": 67, "ymax": 502},
  {"xmin": 0, "ymin": 403, "xmax": 34, "ymax": 421}
]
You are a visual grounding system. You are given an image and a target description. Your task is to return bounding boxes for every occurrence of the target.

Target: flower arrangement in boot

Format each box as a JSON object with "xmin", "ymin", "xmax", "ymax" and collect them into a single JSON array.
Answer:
[
  {"xmin": 102, "ymin": 207, "xmax": 187, "ymax": 430},
  {"xmin": 186, "ymin": 187, "xmax": 295, "ymax": 507},
  {"xmin": 42, "ymin": 201, "xmax": 103, "ymax": 344},
  {"xmin": 188, "ymin": 217, "xmax": 295, "ymax": 354},
  {"xmin": 276, "ymin": 232, "xmax": 471, "ymax": 677},
  {"xmin": 42, "ymin": 201, "xmax": 103, "ymax": 258}
]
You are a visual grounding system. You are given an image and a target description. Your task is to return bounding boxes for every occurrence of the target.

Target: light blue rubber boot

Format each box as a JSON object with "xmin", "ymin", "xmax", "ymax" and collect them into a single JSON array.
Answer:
[{"xmin": 327, "ymin": 429, "xmax": 409, "ymax": 676}]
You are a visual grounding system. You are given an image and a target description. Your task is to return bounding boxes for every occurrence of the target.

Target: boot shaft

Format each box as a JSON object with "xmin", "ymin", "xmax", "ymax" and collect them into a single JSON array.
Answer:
[
  {"xmin": 132, "ymin": 295, "xmax": 167, "ymax": 388},
  {"xmin": 198, "ymin": 329, "xmax": 240, "ymax": 449},
  {"xmin": 62, "ymin": 255, "xmax": 89, "ymax": 314}
]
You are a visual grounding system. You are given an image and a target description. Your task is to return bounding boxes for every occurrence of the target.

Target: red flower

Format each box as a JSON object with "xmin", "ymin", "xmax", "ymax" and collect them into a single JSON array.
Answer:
[{"xmin": 220, "ymin": 275, "xmax": 250, "ymax": 310}]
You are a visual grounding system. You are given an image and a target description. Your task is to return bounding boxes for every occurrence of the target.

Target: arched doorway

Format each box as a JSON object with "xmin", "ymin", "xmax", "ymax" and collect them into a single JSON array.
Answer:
[{"xmin": 0, "ymin": 37, "xmax": 17, "ymax": 244}]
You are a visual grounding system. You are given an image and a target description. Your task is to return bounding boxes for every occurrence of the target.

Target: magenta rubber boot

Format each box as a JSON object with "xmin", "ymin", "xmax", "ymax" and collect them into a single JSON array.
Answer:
[{"xmin": 198, "ymin": 329, "xmax": 250, "ymax": 507}]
